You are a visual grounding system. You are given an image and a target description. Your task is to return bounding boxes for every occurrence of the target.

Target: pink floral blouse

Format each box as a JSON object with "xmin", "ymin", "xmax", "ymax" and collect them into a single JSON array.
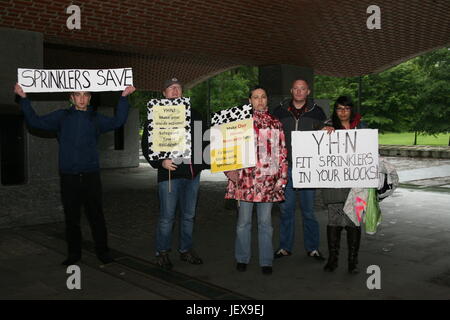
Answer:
[{"xmin": 225, "ymin": 109, "xmax": 288, "ymax": 202}]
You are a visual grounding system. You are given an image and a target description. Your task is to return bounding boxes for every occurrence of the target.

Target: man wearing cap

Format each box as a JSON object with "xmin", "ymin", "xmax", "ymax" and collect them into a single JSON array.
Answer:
[
  {"xmin": 13, "ymin": 83, "xmax": 136, "ymax": 266},
  {"xmin": 141, "ymin": 78, "xmax": 209, "ymax": 270}
]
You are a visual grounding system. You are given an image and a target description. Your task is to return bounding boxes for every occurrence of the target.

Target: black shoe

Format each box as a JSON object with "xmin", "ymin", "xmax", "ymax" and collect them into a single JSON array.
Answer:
[
  {"xmin": 180, "ymin": 249, "xmax": 203, "ymax": 265},
  {"xmin": 98, "ymin": 253, "xmax": 115, "ymax": 265},
  {"xmin": 156, "ymin": 252, "xmax": 173, "ymax": 270},
  {"xmin": 274, "ymin": 249, "xmax": 292, "ymax": 259},
  {"xmin": 236, "ymin": 263, "xmax": 247, "ymax": 272},
  {"xmin": 261, "ymin": 266, "xmax": 273, "ymax": 275},
  {"xmin": 348, "ymin": 264, "xmax": 360, "ymax": 274},
  {"xmin": 61, "ymin": 256, "xmax": 81, "ymax": 266},
  {"xmin": 307, "ymin": 250, "xmax": 326, "ymax": 261}
]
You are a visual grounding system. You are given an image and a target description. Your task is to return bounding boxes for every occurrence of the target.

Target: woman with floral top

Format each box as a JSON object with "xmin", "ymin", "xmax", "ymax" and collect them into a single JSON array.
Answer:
[{"xmin": 224, "ymin": 86, "xmax": 288, "ymax": 275}]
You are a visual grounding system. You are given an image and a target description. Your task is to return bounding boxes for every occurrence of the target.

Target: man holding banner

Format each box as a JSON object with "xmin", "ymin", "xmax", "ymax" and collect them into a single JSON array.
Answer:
[
  {"xmin": 141, "ymin": 78, "xmax": 209, "ymax": 270},
  {"xmin": 272, "ymin": 79, "xmax": 329, "ymax": 261},
  {"xmin": 13, "ymin": 82, "xmax": 135, "ymax": 266}
]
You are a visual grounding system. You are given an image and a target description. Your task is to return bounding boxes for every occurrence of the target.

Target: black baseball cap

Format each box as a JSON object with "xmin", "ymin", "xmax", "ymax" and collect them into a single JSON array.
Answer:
[{"xmin": 163, "ymin": 77, "xmax": 182, "ymax": 90}]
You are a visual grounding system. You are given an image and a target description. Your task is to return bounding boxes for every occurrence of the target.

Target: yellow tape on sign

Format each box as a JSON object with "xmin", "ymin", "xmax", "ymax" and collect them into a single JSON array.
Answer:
[{"xmin": 211, "ymin": 145, "xmax": 242, "ymax": 173}]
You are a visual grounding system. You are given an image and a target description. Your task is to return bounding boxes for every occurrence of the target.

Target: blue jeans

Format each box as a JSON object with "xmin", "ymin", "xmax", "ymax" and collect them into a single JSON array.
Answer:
[
  {"xmin": 278, "ymin": 168, "xmax": 320, "ymax": 252},
  {"xmin": 235, "ymin": 201, "xmax": 273, "ymax": 267},
  {"xmin": 156, "ymin": 175, "xmax": 200, "ymax": 255}
]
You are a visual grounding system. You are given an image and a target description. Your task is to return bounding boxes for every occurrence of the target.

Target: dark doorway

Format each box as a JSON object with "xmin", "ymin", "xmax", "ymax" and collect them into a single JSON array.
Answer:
[
  {"xmin": 1, "ymin": 114, "xmax": 26, "ymax": 185},
  {"xmin": 114, "ymin": 126, "xmax": 124, "ymax": 150}
]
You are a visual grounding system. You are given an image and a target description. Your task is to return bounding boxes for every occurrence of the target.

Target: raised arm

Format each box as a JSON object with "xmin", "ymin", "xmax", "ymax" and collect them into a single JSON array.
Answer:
[
  {"xmin": 14, "ymin": 83, "xmax": 64, "ymax": 132},
  {"xmin": 97, "ymin": 86, "xmax": 136, "ymax": 133}
]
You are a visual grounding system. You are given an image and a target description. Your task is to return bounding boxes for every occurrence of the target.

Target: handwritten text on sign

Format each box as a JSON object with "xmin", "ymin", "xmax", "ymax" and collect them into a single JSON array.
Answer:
[
  {"xmin": 210, "ymin": 118, "xmax": 256, "ymax": 173},
  {"xmin": 292, "ymin": 129, "xmax": 379, "ymax": 188},
  {"xmin": 18, "ymin": 68, "xmax": 133, "ymax": 93},
  {"xmin": 152, "ymin": 105, "xmax": 187, "ymax": 152}
]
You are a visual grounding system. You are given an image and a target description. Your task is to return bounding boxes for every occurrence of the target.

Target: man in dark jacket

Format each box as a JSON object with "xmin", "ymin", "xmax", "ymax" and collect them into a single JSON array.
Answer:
[
  {"xmin": 272, "ymin": 79, "xmax": 329, "ymax": 261},
  {"xmin": 14, "ymin": 83, "xmax": 135, "ymax": 266},
  {"xmin": 141, "ymin": 78, "xmax": 209, "ymax": 270}
]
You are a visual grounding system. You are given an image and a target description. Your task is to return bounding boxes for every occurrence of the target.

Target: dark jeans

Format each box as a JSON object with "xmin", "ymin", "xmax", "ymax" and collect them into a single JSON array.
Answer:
[
  {"xmin": 278, "ymin": 168, "xmax": 320, "ymax": 252},
  {"xmin": 156, "ymin": 175, "xmax": 201, "ymax": 255},
  {"xmin": 60, "ymin": 172, "xmax": 109, "ymax": 258}
]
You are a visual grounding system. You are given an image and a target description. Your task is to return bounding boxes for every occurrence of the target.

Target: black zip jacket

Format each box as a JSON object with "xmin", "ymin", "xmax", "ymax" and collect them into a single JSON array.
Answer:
[
  {"xmin": 141, "ymin": 108, "xmax": 210, "ymax": 183},
  {"xmin": 271, "ymin": 98, "xmax": 326, "ymax": 167}
]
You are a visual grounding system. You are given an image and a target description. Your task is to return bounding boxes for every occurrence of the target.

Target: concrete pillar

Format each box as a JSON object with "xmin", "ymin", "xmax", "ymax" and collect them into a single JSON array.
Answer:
[
  {"xmin": 259, "ymin": 64, "xmax": 314, "ymax": 110},
  {"xmin": 258, "ymin": 64, "xmax": 331, "ymax": 116},
  {"xmin": 0, "ymin": 28, "xmax": 63, "ymax": 229},
  {"xmin": 0, "ymin": 28, "xmax": 43, "ymax": 104},
  {"xmin": 94, "ymin": 91, "xmax": 140, "ymax": 169},
  {"xmin": 0, "ymin": 29, "xmax": 140, "ymax": 229}
]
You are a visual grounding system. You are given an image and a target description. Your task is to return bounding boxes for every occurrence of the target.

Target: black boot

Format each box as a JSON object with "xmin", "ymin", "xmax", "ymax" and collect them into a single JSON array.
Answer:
[
  {"xmin": 324, "ymin": 226, "xmax": 342, "ymax": 272},
  {"xmin": 346, "ymin": 226, "xmax": 361, "ymax": 274}
]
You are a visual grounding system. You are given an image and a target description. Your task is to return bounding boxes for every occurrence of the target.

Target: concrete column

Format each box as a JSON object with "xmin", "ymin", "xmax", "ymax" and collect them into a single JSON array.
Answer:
[
  {"xmin": 258, "ymin": 64, "xmax": 314, "ymax": 110},
  {"xmin": 258, "ymin": 64, "xmax": 331, "ymax": 116},
  {"xmin": 0, "ymin": 28, "xmax": 64, "ymax": 228},
  {"xmin": 0, "ymin": 28, "xmax": 43, "ymax": 104}
]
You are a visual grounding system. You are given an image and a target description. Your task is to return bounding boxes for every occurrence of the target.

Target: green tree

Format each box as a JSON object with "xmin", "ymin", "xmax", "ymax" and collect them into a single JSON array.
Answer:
[
  {"xmin": 128, "ymin": 90, "xmax": 162, "ymax": 127},
  {"xmin": 128, "ymin": 66, "xmax": 258, "ymax": 128},
  {"xmin": 361, "ymin": 59, "xmax": 420, "ymax": 133},
  {"xmin": 186, "ymin": 66, "xmax": 258, "ymax": 117},
  {"xmin": 314, "ymin": 76, "xmax": 358, "ymax": 102},
  {"xmin": 314, "ymin": 47, "xmax": 450, "ymax": 140},
  {"xmin": 414, "ymin": 47, "xmax": 450, "ymax": 137}
]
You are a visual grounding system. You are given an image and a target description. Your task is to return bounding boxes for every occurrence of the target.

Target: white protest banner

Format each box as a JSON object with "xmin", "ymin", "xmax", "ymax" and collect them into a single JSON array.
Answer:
[
  {"xmin": 17, "ymin": 68, "xmax": 133, "ymax": 92},
  {"xmin": 292, "ymin": 129, "xmax": 379, "ymax": 188},
  {"xmin": 145, "ymin": 97, "xmax": 191, "ymax": 161},
  {"xmin": 210, "ymin": 104, "xmax": 255, "ymax": 173}
]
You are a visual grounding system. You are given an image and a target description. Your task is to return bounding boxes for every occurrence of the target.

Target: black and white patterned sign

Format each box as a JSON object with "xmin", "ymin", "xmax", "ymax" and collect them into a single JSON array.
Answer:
[
  {"xmin": 146, "ymin": 97, "xmax": 191, "ymax": 161},
  {"xmin": 211, "ymin": 104, "xmax": 253, "ymax": 126}
]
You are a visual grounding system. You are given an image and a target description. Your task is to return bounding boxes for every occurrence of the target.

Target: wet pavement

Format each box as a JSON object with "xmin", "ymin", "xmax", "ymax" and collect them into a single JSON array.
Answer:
[{"xmin": 1, "ymin": 156, "xmax": 449, "ymax": 300}]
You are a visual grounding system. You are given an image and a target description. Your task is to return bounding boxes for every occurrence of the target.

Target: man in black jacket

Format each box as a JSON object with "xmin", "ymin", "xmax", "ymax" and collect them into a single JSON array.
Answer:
[
  {"xmin": 272, "ymin": 79, "xmax": 329, "ymax": 261},
  {"xmin": 141, "ymin": 78, "xmax": 209, "ymax": 270}
]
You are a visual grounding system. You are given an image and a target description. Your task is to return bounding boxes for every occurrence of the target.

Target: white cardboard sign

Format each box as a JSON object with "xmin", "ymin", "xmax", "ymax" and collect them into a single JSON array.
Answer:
[
  {"xmin": 291, "ymin": 129, "xmax": 379, "ymax": 188},
  {"xmin": 17, "ymin": 68, "xmax": 133, "ymax": 92},
  {"xmin": 145, "ymin": 97, "xmax": 191, "ymax": 161},
  {"xmin": 210, "ymin": 104, "xmax": 255, "ymax": 173}
]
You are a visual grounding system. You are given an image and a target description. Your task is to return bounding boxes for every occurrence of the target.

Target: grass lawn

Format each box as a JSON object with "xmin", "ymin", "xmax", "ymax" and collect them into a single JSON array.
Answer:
[{"xmin": 379, "ymin": 132, "xmax": 449, "ymax": 146}]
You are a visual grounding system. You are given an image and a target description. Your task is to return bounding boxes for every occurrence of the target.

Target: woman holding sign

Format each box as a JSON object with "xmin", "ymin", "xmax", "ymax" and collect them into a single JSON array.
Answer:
[
  {"xmin": 322, "ymin": 96, "xmax": 366, "ymax": 274},
  {"xmin": 224, "ymin": 86, "xmax": 288, "ymax": 275}
]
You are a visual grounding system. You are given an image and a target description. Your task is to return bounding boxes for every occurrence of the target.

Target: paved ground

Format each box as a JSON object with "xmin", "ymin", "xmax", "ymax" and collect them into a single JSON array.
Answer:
[{"xmin": 1, "ymin": 155, "xmax": 449, "ymax": 301}]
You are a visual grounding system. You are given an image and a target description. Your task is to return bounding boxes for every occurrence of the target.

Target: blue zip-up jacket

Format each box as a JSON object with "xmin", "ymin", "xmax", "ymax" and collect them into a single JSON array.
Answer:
[{"xmin": 20, "ymin": 96, "xmax": 130, "ymax": 174}]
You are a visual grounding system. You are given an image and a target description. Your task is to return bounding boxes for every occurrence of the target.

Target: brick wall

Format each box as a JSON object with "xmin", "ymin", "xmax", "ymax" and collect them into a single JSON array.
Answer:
[{"xmin": 1, "ymin": 0, "xmax": 450, "ymax": 90}]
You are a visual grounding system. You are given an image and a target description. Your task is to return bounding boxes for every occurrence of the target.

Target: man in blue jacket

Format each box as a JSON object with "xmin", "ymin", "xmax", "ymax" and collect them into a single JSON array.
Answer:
[{"xmin": 14, "ymin": 83, "xmax": 135, "ymax": 266}]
